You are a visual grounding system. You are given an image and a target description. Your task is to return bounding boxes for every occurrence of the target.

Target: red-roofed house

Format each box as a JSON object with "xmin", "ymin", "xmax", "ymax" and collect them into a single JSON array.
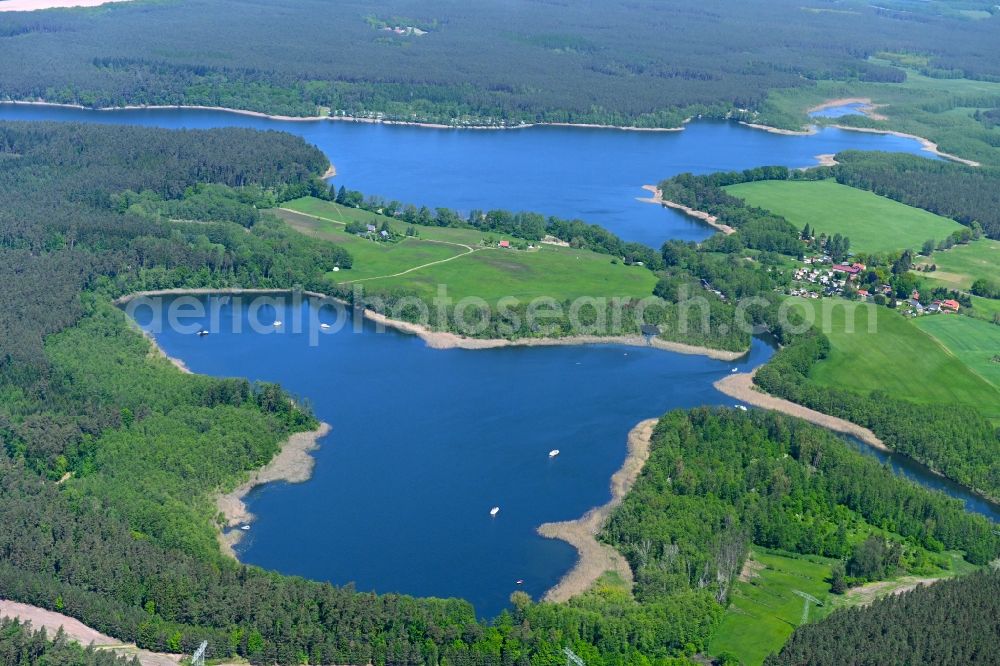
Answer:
[
  {"xmin": 498, "ymin": 240, "xmax": 511, "ymax": 248},
  {"xmin": 940, "ymin": 299, "xmax": 960, "ymax": 312},
  {"xmin": 832, "ymin": 262, "xmax": 865, "ymax": 278}
]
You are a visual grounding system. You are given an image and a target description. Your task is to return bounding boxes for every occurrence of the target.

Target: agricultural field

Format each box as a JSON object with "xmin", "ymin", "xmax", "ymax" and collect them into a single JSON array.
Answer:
[
  {"xmin": 725, "ymin": 179, "xmax": 963, "ymax": 254},
  {"xmin": 273, "ymin": 198, "xmax": 658, "ymax": 302},
  {"xmin": 914, "ymin": 315, "xmax": 1000, "ymax": 391},
  {"xmin": 785, "ymin": 298, "xmax": 1000, "ymax": 421},
  {"xmin": 913, "ymin": 238, "xmax": 1000, "ymax": 290}
]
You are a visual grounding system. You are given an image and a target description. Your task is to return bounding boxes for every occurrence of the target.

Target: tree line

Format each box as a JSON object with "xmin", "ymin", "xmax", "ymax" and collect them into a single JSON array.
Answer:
[
  {"xmin": 331, "ymin": 184, "xmax": 664, "ymax": 267},
  {"xmin": 0, "ymin": 0, "xmax": 997, "ymax": 127}
]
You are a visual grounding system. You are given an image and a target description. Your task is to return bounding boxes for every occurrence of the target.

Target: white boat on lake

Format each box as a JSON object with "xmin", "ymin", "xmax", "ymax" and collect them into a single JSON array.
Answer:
[
  {"xmin": 490, "ymin": 506, "xmax": 500, "ymax": 517},
  {"xmin": 273, "ymin": 321, "xmax": 283, "ymax": 327},
  {"xmin": 549, "ymin": 449, "xmax": 560, "ymax": 458}
]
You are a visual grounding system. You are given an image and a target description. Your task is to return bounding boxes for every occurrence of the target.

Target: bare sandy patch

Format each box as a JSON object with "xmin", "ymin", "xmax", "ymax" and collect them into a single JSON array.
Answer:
[
  {"xmin": 0, "ymin": 0, "xmax": 133, "ymax": 11},
  {"xmin": 738, "ymin": 121, "xmax": 817, "ymax": 136},
  {"xmin": 842, "ymin": 576, "xmax": 944, "ymax": 606},
  {"xmin": 813, "ymin": 153, "xmax": 838, "ymax": 167},
  {"xmin": 537, "ymin": 418, "xmax": 657, "ymax": 602},
  {"xmin": 0, "ymin": 600, "xmax": 180, "ymax": 666},
  {"xmin": 714, "ymin": 369, "xmax": 887, "ymax": 451}
]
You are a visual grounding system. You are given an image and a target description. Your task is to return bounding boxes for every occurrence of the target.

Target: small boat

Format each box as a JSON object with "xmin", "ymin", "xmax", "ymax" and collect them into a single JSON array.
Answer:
[
  {"xmin": 731, "ymin": 367, "xmax": 739, "ymax": 373},
  {"xmin": 549, "ymin": 449, "xmax": 560, "ymax": 458},
  {"xmin": 320, "ymin": 323, "xmax": 331, "ymax": 329},
  {"xmin": 197, "ymin": 329, "xmax": 209, "ymax": 337},
  {"xmin": 240, "ymin": 524, "xmax": 251, "ymax": 531},
  {"xmin": 515, "ymin": 579, "xmax": 524, "ymax": 585},
  {"xmin": 490, "ymin": 506, "xmax": 500, "ymax": 517},
  {"xmin": 273, "ymin": 321, "xmax": 283, "ymax": 327}
]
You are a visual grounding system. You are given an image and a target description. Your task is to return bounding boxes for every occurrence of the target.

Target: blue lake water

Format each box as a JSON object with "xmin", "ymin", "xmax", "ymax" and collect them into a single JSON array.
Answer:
[
  {"xmin": 16, "ymin": 102, "xmax": 990, "ymax": 617},
  {"xmin": 134, "ymin": 294, "xmax": 774, "ymax": 618},
  {"xmin": 0, "ymin": 103, "xmax": 936, "ymax": 247},
  {"xmin": 133, "ymin": 295, "xmax": 1000, "ymax": 619},
  {"xmin": 809, "ymin": 103, "xmax": 868, "ymax": 119}
]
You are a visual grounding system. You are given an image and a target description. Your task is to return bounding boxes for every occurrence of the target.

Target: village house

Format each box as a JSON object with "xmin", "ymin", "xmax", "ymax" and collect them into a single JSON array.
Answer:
[
  {"xmin": 498, "ymin": 240, "xmax": 511, "ymax": 248},
  {"xmin": 940, "ymin": 299, "xmax": 960, "ymax": 313}
]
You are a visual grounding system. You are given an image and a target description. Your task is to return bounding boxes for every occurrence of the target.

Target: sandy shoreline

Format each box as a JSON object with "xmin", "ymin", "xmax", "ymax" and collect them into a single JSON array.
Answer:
[
  {"xmin": 0, "ymin": 100, "xmax": 688, "ymax": 132},
  {"xmin": 829, "ymin": 124, "xmax": 980, "ymax": 167},
  {"xmin": 638, "ymin": 185, "xmax": 736, "ymax": 235},
  {"xmin": 714, "ymin": 369, "xmax": 887, "ymax": 450},
  {"xmin": 537, "ymin": 418, "xmax": 657, "ymax": 601},
  {"xmin": 216, "ymin": 422, "xmax": 332, "ymax": 558},
  {"xmin": 362, "ymin": 309, "xmax": 746, "ymax": 360}
]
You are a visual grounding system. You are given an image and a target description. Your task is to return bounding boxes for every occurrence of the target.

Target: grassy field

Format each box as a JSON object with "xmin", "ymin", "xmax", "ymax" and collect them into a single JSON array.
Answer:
[
  {"xmin": 786, "ymin": 298, "xmax": 1000, "ymax": 421},
  {"xmin": 913, "ymin": 238, "xmax": 1000, "ymax": 290},
  {"xmin": 273, "ymin": 198, "xmax": 658, "ymax": 302},
  {"xmin": 708, "ymin": 547, "xmax": 974, "ymax": 666},
  {"xmin": 914, "ymin": 315, "xmax": 1000, "ymax": 391},
  {"xmin": 708, "ymin": 549, "xmax": 835, "ymax": 666},
  {"xmin": 725, "ymin": 179, "xmax": 963, "ymax": 254}
]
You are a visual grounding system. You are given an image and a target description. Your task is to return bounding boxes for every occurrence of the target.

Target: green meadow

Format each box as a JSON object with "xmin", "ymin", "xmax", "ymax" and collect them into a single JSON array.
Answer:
[
  {"xmin": 914, "ymin": 315, "xmax": 1000, "ymax": 392},
  {"xmin": 707, "ymin": 547, "xmax": 974, "ymax": 665},
  {"xmin": 708, "ymin": 550, "xmax": 835, "ymax": 666},
  {"xmin": 725, "ymin": 179, "xmax": 963, "ymax": 254},
  {"xmin": 913, "ymin": 238, "xmax": 1000, "ymax": 290},
  {"xmin": 273, "ymin": 198, "xmax": 658, "ymax": 302},
  {"xmin": 786, "ymin": 298, "xmax": 1000, "ymax": 421}
]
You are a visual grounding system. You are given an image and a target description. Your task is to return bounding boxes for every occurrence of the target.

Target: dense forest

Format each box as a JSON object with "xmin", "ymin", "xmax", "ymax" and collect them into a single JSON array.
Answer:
[
  {"xmin": 767, "ymin": 568, "xmax": 1000, "ymax": 665},
  {"xmin": 0, "ymin": 0, "xmax": 998, "ymax": 126},
  {"xmin": 0, "ymin": 618, "xmax": 139, "ymax": 666}
]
